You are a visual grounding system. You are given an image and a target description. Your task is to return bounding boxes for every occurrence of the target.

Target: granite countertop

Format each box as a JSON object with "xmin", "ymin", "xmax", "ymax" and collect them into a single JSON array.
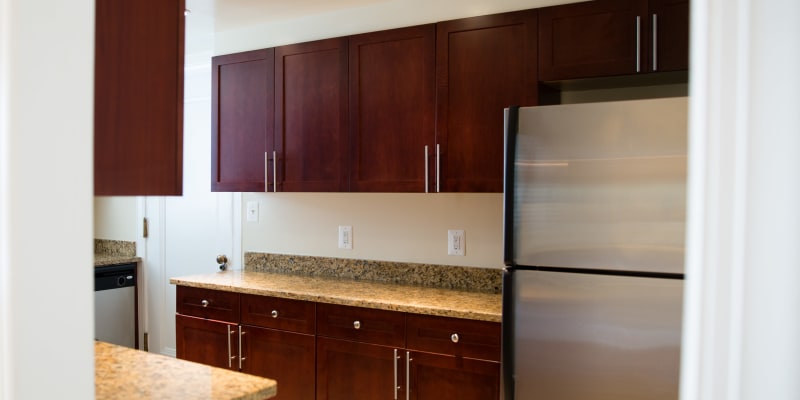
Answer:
[
  {"xmin": 170, "ymin": 270, "xmax": 502, "ymax": 323},
  {"xmin": 94, "ymin": 253, "xmax": 141, "ymax": 267},
  {"xmin": 95, "ymin": 341, "xmax": 276, "ymax": 400},
  {"xmin": 95, "ymin": 239, "xmax": 140, "ymax": 267}
]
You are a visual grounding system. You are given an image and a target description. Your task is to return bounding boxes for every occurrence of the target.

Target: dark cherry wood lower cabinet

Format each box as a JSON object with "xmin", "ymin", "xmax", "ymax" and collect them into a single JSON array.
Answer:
[
  {"xmin": 175, "ymin": 314, "xmax": 238, "ymax": 370},
  {"xmin": 177, "ymin": 287, "xmax": 501, "ymax": 400},
  {"xmin": 316, "ymin": 337, "xmax": 401, "ymax": 400},
  {"xmin": 408, "ymin": 351, "xmax": 500, "ymax": 400},
  {"xmin": 242, "ymin": 325, "xmax": 316, "ymax": 400}
]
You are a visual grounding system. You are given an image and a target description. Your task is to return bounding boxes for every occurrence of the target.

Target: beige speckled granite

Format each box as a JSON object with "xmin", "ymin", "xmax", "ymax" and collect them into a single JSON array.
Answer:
[
  {"xmin": 245, "ymin": 252, "xmax": 502, "ymax": 294},
  {"xmin": 95, "ymin": 239, "xmax": 140, "ymax": 267},
  {"xmin": 95, "ymin": 239, "xmax": 136, "ymax": 256},
  {"xmin": 170, "ymin": 270, "xmax": 502, "ymax": 322},
  {"xmin": 95, "ymin": 341, "xmax": 276, "ymax": 400}
]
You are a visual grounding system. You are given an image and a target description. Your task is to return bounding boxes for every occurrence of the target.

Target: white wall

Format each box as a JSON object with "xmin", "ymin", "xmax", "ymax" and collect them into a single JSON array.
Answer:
[
  {"xmin": 215, "ymin": 0, "xmax": 576, "ymax": 54},
  {"xmin": 0, "ymin": 0, "xmax": 95, "ymax": 398},
  {"xmin": 680, "ymin": 0, "xmax": 800, "ymax": 399},
  {"xmin": 94, "ymin": 197, "xmax": 138, "ymax": 241},
  {"xmin": 243, "ymin": 193, "xmax": 503, "ymax": 267},
  {"xmin": 223, "ymin": 0, "xmax": 580, "ymax": 269}
]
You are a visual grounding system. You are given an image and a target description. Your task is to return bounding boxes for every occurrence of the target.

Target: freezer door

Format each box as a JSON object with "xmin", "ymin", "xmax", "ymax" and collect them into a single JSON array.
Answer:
[
  {"xmin": 509, "ymin": 270, "xmax": 682, "ymax": 399},
  {"xmin": 509, "ymin": 97, "xmax": 688, "ymax": 274}
]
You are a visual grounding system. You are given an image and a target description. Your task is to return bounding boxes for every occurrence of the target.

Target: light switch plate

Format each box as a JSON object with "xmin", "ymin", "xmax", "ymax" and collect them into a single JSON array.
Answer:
[
  {"xmin": 448, "ymin": 229, "xmax": 465, "ymax": 256},
  {"xmin": 338, "ymin": 226, "xmax": 353, "ymax": 250},
  {"xmin": 246, "ymin": 201, "xmax": 259, "ymax": 222}
]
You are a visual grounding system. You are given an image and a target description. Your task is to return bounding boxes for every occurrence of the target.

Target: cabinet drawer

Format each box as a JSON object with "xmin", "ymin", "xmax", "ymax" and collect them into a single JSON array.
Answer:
[
  {"xmin": 406, "ymin": 314, "xmax": 501, "ymax": 361},
  {"xmin": 176, "ymin": 286, "xmax": 239, "ymax": 323},
  {"xmin": 241, "ymin": 294, "xmax": 316, "ymax": 334},
  {"xmin": 317, "ymin": 303, "xmax": 405, "ymax": 347}
]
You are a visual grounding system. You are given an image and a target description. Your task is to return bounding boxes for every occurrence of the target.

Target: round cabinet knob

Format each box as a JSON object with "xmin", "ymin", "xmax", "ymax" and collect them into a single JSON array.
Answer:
[
  {"xmin": 271, "ymin": 310, "xmax": 279, "ymax": 318},
  {"xmin": 451, "ymin": 333, "xmax": 460, "ymax": 343},
  {"xmin": 353, "ymin": 320, "xmax": 361, "ymax": 330},
  {"xmin": 201, "ymin": 300, "xmax": 209, "ymax": 308}
]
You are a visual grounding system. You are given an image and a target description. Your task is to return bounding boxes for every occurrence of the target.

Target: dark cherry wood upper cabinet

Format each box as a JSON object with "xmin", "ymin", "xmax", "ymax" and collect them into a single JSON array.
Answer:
[
  {"xmin": 539, "ymin": 0, "xmax": 689, "ymax": 81},
  {"xmin": 211, "ymin": 49, "xmax": 275, "ymax": 192},
  {"xmin": 539, "ymin": 0, "xmax": 648, "ymax": 81},
  {"xmin": 349, "ymin": 25, "xmax": 436, "ymax": 192},
  {"xmin": 435, "ymin": 10, "xmax": 538, "ymax": 193},
  {"xmin": 94, "ymin": 0, "xmax": 184, "ymax": 195},
  {"xmin": 649, "ymin": 0, "xmax": 689, "ymax": 73},
  {"xmin": 275, "ymin": 38, "xmax": 349, "ymax": 192}
]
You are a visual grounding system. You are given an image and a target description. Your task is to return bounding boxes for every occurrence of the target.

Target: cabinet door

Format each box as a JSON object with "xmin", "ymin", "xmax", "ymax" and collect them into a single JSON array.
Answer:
[
  {"xmin": 242, "ymin": 325, "xmax": 316, "ymax": 400},
  {"xmin": 435, "ymin": 11, "xmax": 537, "ymax": 193},
  {"xmin": 539, "ymin": 0, "xmax": 649, "ymax": 81},
  {"xmin": 408, "ymin": 351, "xmax": 500, "ymax": 400},
  {"xmin": 211, "ymin": 49, "xmax": 275, "ymax": 192},
  {"xmin": 175, "ymin": 314, "xmax": 238, "ymax": 370},
  {"xmin": 649, "ymin": 0, "xmax": 689, "ymax": 72},
  {"xmin": 275, "ymin": 38, "xmax": 349, "ymax": 192},
  {"xmin": 94, "ymin": 0, "xmax": 184, "ymax": 195},
  {"xmin": 349, "ymin": 25, "xmax": 436, "ymax": 192},
  {"xmin": 316, "ymin": 337, "xmax": 402, "ymax": 400}
]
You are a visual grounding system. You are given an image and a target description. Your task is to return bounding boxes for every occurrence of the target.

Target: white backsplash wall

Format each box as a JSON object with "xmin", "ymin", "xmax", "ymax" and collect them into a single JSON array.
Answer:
[
  {"xmin": 242, "ymin": 192, "xmax": 504, "ymax": 268},
  {"xmin": 94, "ymin": 197, "xmax": 138, "ymax": 241}
]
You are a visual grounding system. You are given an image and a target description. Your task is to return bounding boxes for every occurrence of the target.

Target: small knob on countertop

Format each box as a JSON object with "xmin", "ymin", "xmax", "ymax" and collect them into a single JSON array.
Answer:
[
  {"xmin": 451, "ymin": 333, "xmax": 460, "ymax": 343},
  {"xmin": 353, "ymin": 320, "xmax": 361, "ymax": 330},
  {"xmin": 201, "ymin": 299, "xmax": 209, "ymax": 308},
  {"xmin": 271, "ymin": 310, "xmax": 279, "ymax": 318}
]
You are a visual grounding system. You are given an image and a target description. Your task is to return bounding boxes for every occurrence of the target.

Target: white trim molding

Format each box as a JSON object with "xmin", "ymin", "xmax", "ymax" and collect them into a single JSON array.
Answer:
[{"xmin": 681, "ymin": 1, "xmax": 800, "ymax": 399}]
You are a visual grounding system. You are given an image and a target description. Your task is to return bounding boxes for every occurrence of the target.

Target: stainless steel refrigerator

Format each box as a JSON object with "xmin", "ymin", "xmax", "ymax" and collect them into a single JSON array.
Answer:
[{"xmin": 502, "ymin": 97, "xmax": 687, "ymax": 399}]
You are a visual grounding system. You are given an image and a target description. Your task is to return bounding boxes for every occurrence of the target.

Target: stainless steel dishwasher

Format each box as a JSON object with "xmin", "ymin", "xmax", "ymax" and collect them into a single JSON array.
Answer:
[{"xmin": 94, "ymin": 263, "xmax": 138, "ymax": 348}]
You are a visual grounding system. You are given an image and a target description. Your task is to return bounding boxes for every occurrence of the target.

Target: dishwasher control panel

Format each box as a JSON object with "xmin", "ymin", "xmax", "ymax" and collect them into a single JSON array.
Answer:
[{"xmin": 95, "ymin": 263, "xmax": 136, "ymax": 291}]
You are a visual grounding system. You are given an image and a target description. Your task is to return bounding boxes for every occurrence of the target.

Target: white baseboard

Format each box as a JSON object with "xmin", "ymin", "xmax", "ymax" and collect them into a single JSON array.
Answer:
[{"xmin": 161, "ymin": 347, "xmax": 177, "ymax": 358}]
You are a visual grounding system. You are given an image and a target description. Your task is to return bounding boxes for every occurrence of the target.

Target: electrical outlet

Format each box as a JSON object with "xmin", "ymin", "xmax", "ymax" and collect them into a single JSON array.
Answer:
[
  {"xmin": 338, "ymin": 226, "xmax": 353, "ymax": 250},
  {"xmin": 448, "ymin": 230, "xmax": 465, "ymax": 256},
  {"xmin": 246, "ymin": 201, "xmax": 259, "ymax": 222}
]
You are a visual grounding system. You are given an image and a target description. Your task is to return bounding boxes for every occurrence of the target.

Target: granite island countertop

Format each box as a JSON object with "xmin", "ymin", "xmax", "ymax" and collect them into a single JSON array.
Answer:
[
  {"xmin": 95, "ymin": 341, "xmax": 277, "ymax": 400},
  {"xmin": 170, "ymin": 270, "xmax": 502, "ymax": 322}
]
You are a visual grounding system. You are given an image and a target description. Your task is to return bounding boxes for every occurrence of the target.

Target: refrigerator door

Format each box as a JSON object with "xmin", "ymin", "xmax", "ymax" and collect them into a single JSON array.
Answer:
[
  {"xmin": 509, "ymin": 269, "xmax": 682, "ymax": 399},
  {"xmin": 508, "ymin": 97, "xmax": 688, "ymax": 274}
]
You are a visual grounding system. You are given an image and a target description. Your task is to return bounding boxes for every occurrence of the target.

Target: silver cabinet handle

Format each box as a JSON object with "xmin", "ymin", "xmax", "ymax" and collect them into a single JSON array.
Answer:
[
  {"xmin": 635, "ymin": 16, "xmax": 641, "ymax": 72},
  {"xmin": 436, "ymin": 143, "xmax": 441, "ymax": 193},
  {"xmin": 271, "ymin": 310, "xmax": 279, "ymax": 318},
  {"xmin": 393, "ymin": 349, "xmax": 400, "ymax": 400},
  {"xmin": 353, "ymin": 320, "xmax": 361, "ymax": 330},
  {"xmin": 652, "ymin": 13, "xmax": 658, "ymax": 71},
  {"xmin": 406, "ymin": 351, "xmax": 412, "ymax": 400},
  {"xmin": 238, "ymin": 326, "xmax": 245, "ymax": 370},
  {"xmin": 272, "ymin": 150, "xmax": 277, "ymax": 193},
  {"xmin": 227, "ymin": 325, "xmax": 233, "ymax": 368},
  {"xmin": 450, "ymin": 333, "xmax": 460, "ymax": 343},
  {"xmin": 264, "ymin": 151, "xmax": 269, "ymax": 192},
  {"xmin": 201, "ymin": 299, "xmax": 209, "ymax": 308},
  {"xmin": 424, "ymin": 145, "xmax": 429, "ymax": 193}
]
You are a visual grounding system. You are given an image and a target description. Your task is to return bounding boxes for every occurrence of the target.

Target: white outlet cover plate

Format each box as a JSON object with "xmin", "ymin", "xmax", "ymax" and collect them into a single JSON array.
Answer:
[
  {"xmin": 246, "ymin": 201, "xmax": 259, "ymax": 222},
  {"xmin": 338, "ymin": 226, "xmax": 353, "ymax": 250},
  {"xmin": 448, "ymin": 229, "xmax": 465, "ymax": 256}
]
